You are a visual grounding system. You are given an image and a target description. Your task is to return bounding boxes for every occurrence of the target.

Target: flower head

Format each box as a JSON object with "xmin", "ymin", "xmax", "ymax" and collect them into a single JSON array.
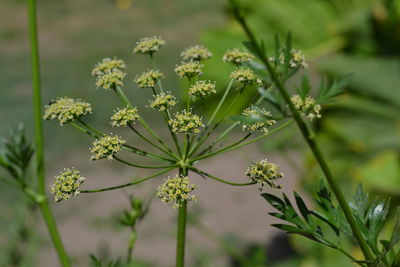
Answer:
[
  {"xmin": 149, "ymin": 92, "xmax": 177, "ymax": 111},
  {"xmin": 270, "ymin": 48, "xmax": 307, "ymax": 69},
  {"xmin": 111, "ymin": 107, "xmax": 139, "ymax": 127},
  {"xmin": 290, "ymin": 95, "xmax": 321, "ymax": 121},
  {"xmin": 133, "ymin": 36, "xmax": 166, "ymax": 54},
  {"xmin": 90, "ymin": 135, "xmax": 126, "ymax": 160},
  {"xmin": 174, "ymin": 61, "xmax": 203, "ymax": 79},
  {"xmin": 168, "ymin": 110, "xmax": 204, "ymax": 134},
  {"xmin": 181, "ymin": 45, "xmax": 212, "ymax": 61},
  {"xmin": 95, "ymin": 70, "xmax": 126, "ymax": 90},
  {"xmin": 157, "ymin": 175, "xmax": 196, "ymax": 208},
  {"xmin": 241, "ymin": 107, "xmax": 276, "ymax": 134},
  {"xmin": 92, "ymin": 57, "xmax": 126, "ymax": 77},
  {"xmin": 51, "ymin": 168, "xmax": 85, "ymax": 202},
  {"xmin": 134, "ymin": 69, "xmax": 164, "ymax": 88},
  {"xmin": 246, "ymin": 159, "xmax": 283, "ymax": 190},
  {"xmin": 188, "ymin": 81, "xmax": 216, "ymax": 98},
  {"xmin": 223, "ymin": 49, "xmax": 254, "ymax": 65},
  {"xmin": 230, "ymin": 67, "xmax": 263, "ymax": 86},
  {"xmin": 44, "ymin": 97, "xmax": 92, "ymax": 125}
]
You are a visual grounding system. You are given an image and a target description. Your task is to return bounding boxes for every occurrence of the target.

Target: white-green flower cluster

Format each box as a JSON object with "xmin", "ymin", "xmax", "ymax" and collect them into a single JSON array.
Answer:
[
  {"xmin": 92, "ymin": 57, "xmax": 126, "ymax": 77},
  {"xmin": 290, "ymin": 95, "xmax": 321, "ymax": 121},
  {"xmin": 230, "ymin": 67, "xmax": 263, "ymax": 86},
  {"xmin": 175, "ymin": 61, "xmax": 204, "ymax": 79},
  {"xmin": 134, "ymin": 69, "xmax": 164, "ymax": 88},
  {"xmin": 95, "ymin": 70, "xmax": 126, "ymax": 90},
  {"xmin": 188, "ymin": 81, "xmax": 216, "ymax": 98},
  {"xmin": 246, "ymin": 159, "xmax": 283, "ymax": 190},
  {"xmin": 44, "ymin": 97, "xmax": 92, "ymax": 125},
  {"xmin": 133, "ymin": 36, "xmax": 166, "ymax": 54},
  {"xmin": 51, "ymin": 168, "xmax": 85, "ymax": 202},
  {"xmin": 169, "ymin": 110, "xmax": 204, "ymax": 134},
  {"xmin": 181, "ymin": 45, "xmax": 212, "ymax": 61},
  {"xmin": 157, "ymin": 175, "xmax": 197, "ymax": 208},
  {"xmin": 90, "ymin": 135, "xmax": 126, "ymax": 160},
  {"xmin": 241, "ymin": 107, "xmax": 276, "ymax": 134},
  {"xmin": 270, "ymin": 48, "xmax": 307, "ymax": 69},
  {"xmin": 223, "ymin": 49, "xmax": 254, "ymax": 65},
  {"xmin": 111, "ymin": 107, "xmax": 139, "ymax": 127},
  {"xmin": 149, "ymin": 92, "xmax": 177, "ymax": 111}
]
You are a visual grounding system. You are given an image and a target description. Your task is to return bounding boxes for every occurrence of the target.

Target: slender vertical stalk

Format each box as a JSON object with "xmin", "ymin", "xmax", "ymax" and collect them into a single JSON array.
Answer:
[
  {"xmin": 27, "ymin": 0, "xmax": 70, "ymax": 265},
  {"xmin": 229, "ymin": 1, "xmax": 374, "ymax": 264},
  {"xmin": 176, "ymin": 167, "xmax": 188, "ymax": 267},
  {"xmin": 127, "ymin": 231, "xmax": 137, "ymax": 264}
]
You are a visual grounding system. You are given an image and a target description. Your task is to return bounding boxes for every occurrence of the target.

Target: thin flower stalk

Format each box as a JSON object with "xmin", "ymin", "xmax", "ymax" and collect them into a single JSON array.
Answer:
[{"xmin": 190, "ymin": 167, "xmax": 256, "ymax": 186}]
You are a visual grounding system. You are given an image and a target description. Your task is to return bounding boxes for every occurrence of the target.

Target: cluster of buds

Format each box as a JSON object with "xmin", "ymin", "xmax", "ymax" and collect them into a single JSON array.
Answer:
[
  {"xmin": 181, "ymin": 45, "xmax": 212, "ymax": 62},
  {"xmin": 175, "ymin": 61, "xmax": 204, "ymax": 79},
  {"xmin": 133, "ymin": 36, "xmax": 166, "ymax": 55},
  {"xmin": 149, "ymin": 92, "xmax": 177, "ymax": 111},
  {"xmin": 230, "ymin": 67, "xmax": 263, "ymax": 87},
  {"xmin": 290, "ymin": 95, "xmax": 321, "ymax": 121},
  {"xmin": 188, "ymin": 81, "xmax": 216, "ymax": 98},
  {"xmin": 134, "ymin": 69, "xmax": 164, "ymax": 88},
  {"xmin": 246, "ymin": 159, "xmax": 283, "ymax": 190},
  {"xmin": 241, "ymin": 107, "xmax": 276, "ymax": 134},
  {"xmin": 92, "ymin": 57, "xmax": 126, "ymax": 77},
  {"xmin": 90, "ymin": 135, "xmax": 126, "ymax": 160},
  {"xmin": 270, "ymin": 48, "xmax": 307, "ymax": 69},
  {"xmin": 169, "ymin": 110, "xmax": 204, "ymax": 134},
  {"xmin": 157, "ymin": 175, "xmax": 197, "ymax": 208},
  {"xmin": 223, "ymin": 48, "xmax": 254, "ymax": 65},
  {"xmin": 44, "ymin": 97, "xmax": 92, "ymax": 125},
  {"xmin": 51, "ymin": 168, "xmax": 85, "ymax": 202},
  {"xmin": 111, "ymin": 107, "xmax": 139, "ymax": 127},
  {"xmin": 92, "ymin": 57, "xmax": 127, "ymax": 90}
]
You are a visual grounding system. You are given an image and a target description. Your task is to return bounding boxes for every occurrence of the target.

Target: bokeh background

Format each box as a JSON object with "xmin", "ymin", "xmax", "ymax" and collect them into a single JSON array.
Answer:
[{"xmin": 1, "ymin": 0, "xmax": 399, "ymax": 266}]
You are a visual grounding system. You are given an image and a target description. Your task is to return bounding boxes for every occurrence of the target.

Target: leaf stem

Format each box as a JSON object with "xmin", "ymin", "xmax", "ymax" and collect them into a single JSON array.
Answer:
[
  {"xmin": 113, "ymin": 155, "xmax": 177, "ymax": 169},
  {"xmin": 229, "ymin": 1, "xmax": 374, "ymax": 263}
]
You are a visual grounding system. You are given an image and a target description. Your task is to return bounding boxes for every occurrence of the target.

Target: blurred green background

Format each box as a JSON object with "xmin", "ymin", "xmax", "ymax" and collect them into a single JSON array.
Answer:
[{"xmin": 1, "ymin": 0, "xmax": 399, "ymax": 266}]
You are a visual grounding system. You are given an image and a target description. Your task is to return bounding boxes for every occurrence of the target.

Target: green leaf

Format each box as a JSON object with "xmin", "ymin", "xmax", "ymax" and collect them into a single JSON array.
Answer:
[
  {"xmin": 294, "ymin": 191, "xmax": 311, "ymax": 222},
  {"xmin": 261, "ymin": 193, "xmax": 286, "ymax": 212}
]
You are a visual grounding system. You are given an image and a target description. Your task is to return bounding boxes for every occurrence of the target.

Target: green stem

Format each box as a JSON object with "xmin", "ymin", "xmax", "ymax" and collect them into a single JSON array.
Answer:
[
  {"xmin": 27, "ymin": 0, "xmax": 70, "ymax": 265},
  {"xmin": 127, "ymin": 231, "xmax": 137, "ymax": 264},
  {"xmin": 113, "ymin": 155, "xmax": 177, "ymax": 169},
  {"xmin": 190, "ymin": 167, "xmax": 256, "ymax": 186},
  {"xmin": 207, "ymin": 79, "xmax": 234, "ymax": 126},
  {"xmin": 81, "ymin": 167, "xmax": 174, "ymax": 193},
  {"xmin": 192, "ymin": 119, "xmax": 293, "ymax": 162},
  {"xmin": 176, "ymin": 167, "xmax": 188, "ymax": 267},
  {"xmin": 229, "ymin": 2, "xmax": 374, "ymax": 263}
]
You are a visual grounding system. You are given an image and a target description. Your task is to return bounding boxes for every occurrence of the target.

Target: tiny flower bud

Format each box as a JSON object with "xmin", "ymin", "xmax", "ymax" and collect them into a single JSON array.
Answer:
[
  {"xmin": 95, "ymin": 70, "xmax": 126, "ymax": 90},
  {"xmin": 111, "ymin": 107, "xmax": 139, "ymax": 127},
  {"xmin": 223, "ymin": 48, "xmax": 254, "ymax": 65},
  {"xmin": 90, "ymin": 135, "xmax": 126, "ymax": 160},
  {"xmin": 134, "ymin": 69, "xmax": 164, "ymax": 88},
  {"xmin": 168, "ymin": 110, "xmax": 204, "ymax": 134},
  {"xmin": 44, "ymin": 97, "xmax": 92, "ymax": 125},
  {"xmin": 133, "ymin": 36, "xmax": 166, "ymax": 54},
  {"xmin": 241, "ymin": 107, "xmax": 276, "ymax": 134},
  {"xmin": 188, "ymin": 81, "xmax": 216, "ymax": 98},
  {"xmin": 230, "ymin": 67, "xmax": 263, "ymax": 86},
  {"xmin": 246, "ymin": 159, "xmax": 283, "ymax": 190},
  {"xmin": 290, "ymin": 95, "xmax": 321, "ymax": 121},
  {"xmin": 92, "ymin": 57, "xmax": 126, "ymax": 77},
  {"xmin": 51, "ymin": 168, "xmax": 85, "ymax": 202},
  {"xmin": 149, "ymin": 92, "xmax": 177, "ymax": 111},
  {"xmin": 270, "ymin": 48, "xmax": 307, "ymax": 69},
  {"xmin": 174, "ymin": 61, "xmax": 203, "ymax": 79},
  {"xmin": 157, "ymin": 175, "xmax": 197, "ymax": 208},
  {"xmin": 181, "ymin": 45, "xmax": 212, "ymax": 61}
]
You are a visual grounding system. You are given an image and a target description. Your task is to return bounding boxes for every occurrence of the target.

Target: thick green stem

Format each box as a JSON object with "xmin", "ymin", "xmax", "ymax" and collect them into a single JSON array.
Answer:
[
  {"xmin": 229, "ymin": 1, "xmax": 374, "ymax": 263},
  {"xmin": 27, "ymin": 0, "xmax": 70, "ymax": 265},
  {"xmin": 176, "ymin": 167, "xmax": 188, "ymax": 267},
  {"xmin": 127, "ymin": 231, "xmax": 137, "ymax": 264}
]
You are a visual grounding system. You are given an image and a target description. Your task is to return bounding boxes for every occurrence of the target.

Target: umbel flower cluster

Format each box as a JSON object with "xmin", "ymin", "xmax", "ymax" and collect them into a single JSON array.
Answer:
[
  {"xmin": 51, "ymin": 168, "xmax": 85, "ymax": 202},
  {"xmin": 246, "ymin": 159, "xmax": 284, "ymax": 190},
  {"xmin": 44, "ymin": 35, "xmax": 317, "ymax": 205},
  {"xmin": 157, "ymin": 175, "xmax": 197, "ymax": 209}
]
